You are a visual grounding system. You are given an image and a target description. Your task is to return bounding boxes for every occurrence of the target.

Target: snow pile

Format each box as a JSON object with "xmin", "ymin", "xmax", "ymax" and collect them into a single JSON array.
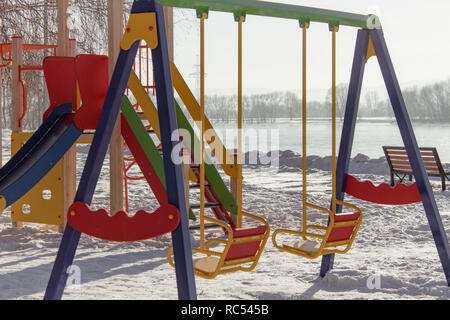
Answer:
[
  {"xmin": 245, "ymin": 149, "xmax": 450, "ymax": 178},
  {"xmin": 244, "ymin": 150, "xmax": 389, "ymax": 175},
  {"xmin": 0, "ymin": 139, "xmax": 449, "ymax": 299}
]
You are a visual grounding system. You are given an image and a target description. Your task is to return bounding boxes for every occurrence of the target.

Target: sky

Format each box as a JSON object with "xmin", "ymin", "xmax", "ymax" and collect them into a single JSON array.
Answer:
[{"xmin": 172, "ymin": 0, "xmax": 450, "ymax": 101}]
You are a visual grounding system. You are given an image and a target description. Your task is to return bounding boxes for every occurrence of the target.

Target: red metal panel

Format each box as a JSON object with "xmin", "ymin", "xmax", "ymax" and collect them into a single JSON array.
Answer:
[
  {"xmin": 233, "ymin": 226, "xmax": 267, "ymax": 238},
  {"xmin": 225, "ymin": 241, "xmax": 261, "ymax": 261},
  {"xmin": 67, "ymin": 201, "xmax": 180, "ymax": 242},
  {"xmin": 224, "ymin": 226, "xmax": 267, "ymax": 261},
  {"xmin": 326, "ymin": 212, "xmax": 361, "ymax": 243}
]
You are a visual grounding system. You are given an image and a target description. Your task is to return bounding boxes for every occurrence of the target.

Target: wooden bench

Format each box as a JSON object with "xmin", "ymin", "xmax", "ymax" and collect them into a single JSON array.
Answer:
[{"xmin": 383, "ymin": 146, "xmax": 450, "ymax": 191}]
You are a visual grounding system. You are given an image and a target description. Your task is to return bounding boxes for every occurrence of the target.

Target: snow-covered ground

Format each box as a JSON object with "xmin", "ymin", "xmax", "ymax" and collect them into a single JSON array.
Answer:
[{"xmin": 0, "ymin": 131, "xmax": 449, "ymax": 300}]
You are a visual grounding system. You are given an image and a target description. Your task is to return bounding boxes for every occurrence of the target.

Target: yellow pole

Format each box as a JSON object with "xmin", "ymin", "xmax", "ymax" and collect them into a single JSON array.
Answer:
[
  {"xmin": 199, "ymin": 12, "xmax": 207, "ymax": 250},
  {"xmin": 301, "ymin": 23, "xmax": 309, "ymax": 234},
  {"xmin": 237, "ymin": 16, "xmax": 245, "ymax": 228},
  {"xmin": 331, "ymin": 26, "xmax": 338, "ymax": 214}
]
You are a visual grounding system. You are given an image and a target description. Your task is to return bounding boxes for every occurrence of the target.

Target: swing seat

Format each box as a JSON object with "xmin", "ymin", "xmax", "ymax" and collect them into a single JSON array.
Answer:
[
  {"xmin": 167, "ymin": 211, "xmax": 270, "ymax": 279},
  {"xmin": 272, "ymin": 202, "xmax": 362, "ymax": 259},
  {"xmin": 345, "ymin": 174, "xmax": 421, "ymax": 205},
  {"xmin": 68, "ymin": 201, "xmax": 180, "ymax": 242}
]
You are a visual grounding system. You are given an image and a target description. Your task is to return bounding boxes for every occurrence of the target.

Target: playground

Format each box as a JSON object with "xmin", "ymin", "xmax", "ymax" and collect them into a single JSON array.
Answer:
[{"xmin": 0, "ymin": 0, "xmax": 449, "ymax": 300}]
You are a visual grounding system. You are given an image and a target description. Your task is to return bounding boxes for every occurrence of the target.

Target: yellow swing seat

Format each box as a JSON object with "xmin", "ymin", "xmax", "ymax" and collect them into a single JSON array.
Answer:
[
  {"xmin": 168, "ymin": 211, "xmax": 270, "ymax": 279},
  {"xmin": 272, "ymin": 200, "xmax": 362, "ymax": 259}
]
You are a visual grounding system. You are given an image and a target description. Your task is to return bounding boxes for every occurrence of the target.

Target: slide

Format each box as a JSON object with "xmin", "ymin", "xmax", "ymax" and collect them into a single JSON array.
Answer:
[{"xmin": 0, "ymin": 104, "xmax": 82, "ymax": 211}]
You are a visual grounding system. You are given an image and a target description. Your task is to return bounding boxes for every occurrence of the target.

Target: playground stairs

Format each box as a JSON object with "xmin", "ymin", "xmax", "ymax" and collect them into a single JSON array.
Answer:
[{"xmin": 187, "ymin": 163, "xmax": 231, "ymax": 230}]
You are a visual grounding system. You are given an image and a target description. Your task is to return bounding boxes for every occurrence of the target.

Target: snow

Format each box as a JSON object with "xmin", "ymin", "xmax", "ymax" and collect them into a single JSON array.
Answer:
[{"xmin": 0, "ymin": 130, "xmax": 449, "ymax": 300}]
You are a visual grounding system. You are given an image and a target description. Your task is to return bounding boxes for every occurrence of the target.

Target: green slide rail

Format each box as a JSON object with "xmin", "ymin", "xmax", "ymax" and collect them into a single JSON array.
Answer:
[
  {"xmin": 121, "ymin": 96, "xmax": 197, "ymax": 220},
  {"xmin": 157, "ymin": 0, "xmax": 381, "ymax": 29},
  {"xmin": 174, "ymin": 99, "xmax": 238, "ymax": 216}
]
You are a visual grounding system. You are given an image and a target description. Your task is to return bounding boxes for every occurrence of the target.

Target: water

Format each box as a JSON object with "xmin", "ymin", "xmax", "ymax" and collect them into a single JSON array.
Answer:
[
  {"xmin": 210, "ymin": 118, "xmax": 450, "ymax": 161},
  {"xmin": 4, "ymin": 118, "xmax": 449, "ymax": 163}
]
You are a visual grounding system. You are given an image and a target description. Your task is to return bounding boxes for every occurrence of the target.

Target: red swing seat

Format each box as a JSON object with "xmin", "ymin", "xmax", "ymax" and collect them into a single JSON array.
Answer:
[
  {"xmin": 68, "ymin": 201, "xmax": 180, "ymax": 242},
  {"xmin": 168, "ymin": 211, "xmax": 270, "ymax": 279}
]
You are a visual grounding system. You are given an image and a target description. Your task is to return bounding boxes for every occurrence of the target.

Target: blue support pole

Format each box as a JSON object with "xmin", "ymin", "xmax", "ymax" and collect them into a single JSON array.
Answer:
[
  {"xmin": 150, "ymin": 1, "xmax": 197, "ymax": 300},
  {"xmin": 320, "ymin": 29, "xmax": 370, "ymax": 277},
  {"xmin": 370, "ymin": 28, "xmax": 450, "ymax": 286}
]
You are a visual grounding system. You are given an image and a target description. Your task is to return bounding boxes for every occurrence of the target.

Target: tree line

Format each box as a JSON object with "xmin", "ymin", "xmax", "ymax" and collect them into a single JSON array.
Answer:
[
  {"xmin": 201, "ymin": 85, "xmax": 372, "ymax": 122},
  {"xmin": 201, "ymin": 80, "xmax": 450, "ymax": 123},
  {"xmin": 0, "ymin": 1, "xmax": 449, "ymax": 131}
]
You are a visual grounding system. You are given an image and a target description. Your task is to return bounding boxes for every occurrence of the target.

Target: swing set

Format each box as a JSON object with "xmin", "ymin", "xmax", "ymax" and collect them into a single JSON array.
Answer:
[
  {"xmin": 157, "ymin": 0, "xmax": 450, "ymax": 289},
  {"xmin": 167, "ymin": 11, "xmax": 270, "ymax": 280},
  {"xmin": 272, "ymin": 23, "xmax": 363, "ymax": 259},
  {"xmin": 43, "ymin": 0, "xmax": 450, "ymax": 301}
]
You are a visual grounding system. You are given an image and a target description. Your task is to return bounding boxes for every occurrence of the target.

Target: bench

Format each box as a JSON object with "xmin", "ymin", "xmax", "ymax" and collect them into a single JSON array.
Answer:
[{"xmin": 383, "ymin": 146, "xmax": 450, "ymax": 191}]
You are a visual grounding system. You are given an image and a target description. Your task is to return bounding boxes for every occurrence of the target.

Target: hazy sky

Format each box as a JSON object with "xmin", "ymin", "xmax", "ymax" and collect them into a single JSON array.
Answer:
[{"xmin": 172, "ymin": 0, "xmax": 450, "ymax": 100}]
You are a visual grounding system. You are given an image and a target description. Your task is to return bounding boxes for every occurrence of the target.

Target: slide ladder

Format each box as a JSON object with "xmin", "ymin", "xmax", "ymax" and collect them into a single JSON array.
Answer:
[
  {"xmin": 187, "ymin": 163, "xmax": 234, "ymax": 229},
  {"xmin": 127, "ymin": 72, "xmax": 238, "ymax": 227}
]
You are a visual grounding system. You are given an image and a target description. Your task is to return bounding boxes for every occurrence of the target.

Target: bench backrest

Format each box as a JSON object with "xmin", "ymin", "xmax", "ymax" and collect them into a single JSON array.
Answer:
[{"xmin": 383, "ymin": 146, "xmax": 444, "ymax": 176}]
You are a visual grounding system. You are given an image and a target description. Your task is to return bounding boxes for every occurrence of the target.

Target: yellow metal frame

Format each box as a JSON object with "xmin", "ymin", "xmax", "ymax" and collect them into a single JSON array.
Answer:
[
  {"xmin": 236, "ymin": 15, "xmax": 245, "ymax": 228},
  {"xmin": 170, "ymin": 62, "xmax": 238, "ymax": 179},
  {"xmin": 271, "ymin": 25, "xmax": 363, "ymax": 259},
  {"xmin": 167, "ymin": 211, "xmax": 270, "ymax": 279},
  {"xmin": 199, "ymin": 12, "xmax": 207, "ymax": 250},
  {"xmin": 10, "ymin": 132, "xmax": 65, "ymax": 227},
  {"xmin": 121, "ymin": 12, "xmax": 158, "ymax": 51}
]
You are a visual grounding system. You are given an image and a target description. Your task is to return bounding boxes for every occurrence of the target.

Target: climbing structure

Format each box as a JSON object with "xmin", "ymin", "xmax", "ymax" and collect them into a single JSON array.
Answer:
[{"xmin": 0, "ymin": 54, "xmax": 109, "ymax": 227}]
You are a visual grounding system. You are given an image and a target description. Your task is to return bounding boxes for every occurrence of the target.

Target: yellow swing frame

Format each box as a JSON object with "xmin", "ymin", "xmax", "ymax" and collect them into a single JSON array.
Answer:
[
  {"xmin": 272, "ymin": 23, "xmax": 362, "ymax": 260},
  {"xmin": 167, "ymin": 13, "xmax": 269, "ymax": 280}
]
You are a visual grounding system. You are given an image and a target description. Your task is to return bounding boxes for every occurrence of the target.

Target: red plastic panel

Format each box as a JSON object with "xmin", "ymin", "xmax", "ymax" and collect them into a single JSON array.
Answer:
[
  {"xmin": 345, "ymin": 174, "xmax": 421, "ymax": 205},
  {"xmin": 224, "ymin": 226, "xmax": 267, "ymax": 261},
  {"xmin": 327, "ymin": 212, "xmax": 361, "ymax": 243},
  {"xmin": 233, "ymin": 226, "xmax": 267, "ymax": 238},
  {"xmin": 67, "ymin": 201, "xmax": 180, "ymax": 242},
  {"xmin": 43, "ymin": 56, "xmax": 77, "ymax": 120},
  {"xmin": 120, "ymin": 114, "xmax": 168, "ymax": 204},
  {"xmin": 73, "ymin": 54, "xmax": 109, "ymax": 130},
  {"xmin": 225, "ymin": 242, "xmax": 262, "ymax": 261}
]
